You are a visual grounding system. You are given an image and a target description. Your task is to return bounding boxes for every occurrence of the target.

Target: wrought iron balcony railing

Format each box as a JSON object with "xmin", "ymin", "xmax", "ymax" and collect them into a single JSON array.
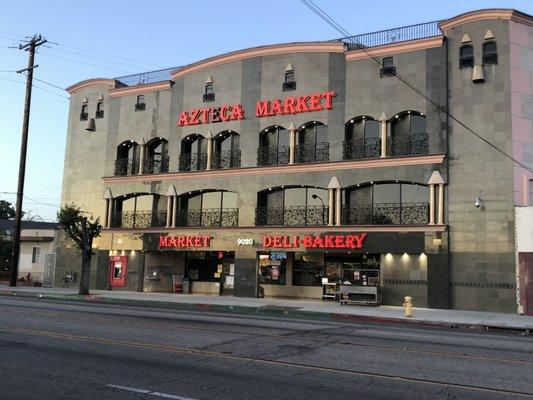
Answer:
[
  {"xmin": 339, "ymin": 20, "xmax": 441, "ymax": 50},
  {"xmin": 257, "ymin": 145, "xmax": 290, "ymax": 166},
  {"xmin": 79, "ymin": 112, "xmax": 88, "ymax": 121},
  {"xmin": 212, "ymin": 150, "xmax": 241, "ymax": 169},
  {"xmin": 110, "ymin": 210, "xmax": 167, "ymax": 229},
  {"xmin": 389, "ymin": 133, "xmax": 429, "ymax": 157},
  {"xmin": 295, "ymin": 142, "xmax": 329, "ymax": 163},
  {"xmin": 95, "ymin": 110, "xmax": 104, "ymax": 119},
  {"xmin": 176, "ymin": 208, "xmax": 239, "ymax": 227},
  {"xmin": 114, "ymin": 158, "xmax": 139, "ymax": 176},
  {"xmin": 143, "ymin": 156, "xmax": 169, "ymax": 174},
  {"xmin": 255, "ymin": 206, "xmax": 329, "ymax": 226},
  {"xmin": 178, "ymin": 152, "xmax": 208, "ymax": 172},
  {"xmin": 342, "ymin": 202, "xmax": 429, "ymax": 225},
  {"xmin": 343, "ymin": 137, "xmax": 381, "ymax": 160}
]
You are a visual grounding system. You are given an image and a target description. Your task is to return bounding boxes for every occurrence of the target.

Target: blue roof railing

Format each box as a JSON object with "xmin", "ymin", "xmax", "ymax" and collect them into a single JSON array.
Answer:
[
  {"xmin": 114, "ymin": 21, "xmax": 443, "ymax": 87},
  {"xmin": 339, "ymin": 20, "xmax": 442, "ymax": 50},
  {"xmin": 114, "ymin": 67, "xmax": 180, "ymax": 86}
]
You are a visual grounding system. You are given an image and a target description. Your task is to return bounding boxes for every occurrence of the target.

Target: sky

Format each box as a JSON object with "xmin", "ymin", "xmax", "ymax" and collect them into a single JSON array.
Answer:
[{"xmin": 1, "ymin": 0, "xmax": 532, "ymax": 221}]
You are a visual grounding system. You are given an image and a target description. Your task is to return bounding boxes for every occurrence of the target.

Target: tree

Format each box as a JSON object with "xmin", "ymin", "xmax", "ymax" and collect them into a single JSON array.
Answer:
[
  {"xmin": 0, "ymin": 200, "xmax": 16, "ymax": 219},
  {"xmin": 57, "ymin": 204, "xmax": 102, "ymax": 295}
]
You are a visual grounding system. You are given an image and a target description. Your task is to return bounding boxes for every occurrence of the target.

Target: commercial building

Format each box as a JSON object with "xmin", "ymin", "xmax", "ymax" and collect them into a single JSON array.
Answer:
[{"xmin": 57, "ymin": 9, "xmax": 533, "ymax": 313}]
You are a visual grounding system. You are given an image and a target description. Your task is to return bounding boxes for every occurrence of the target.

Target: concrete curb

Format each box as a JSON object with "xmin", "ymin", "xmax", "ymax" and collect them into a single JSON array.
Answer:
[{"xmin": 1, "ymin": 288, "xmax": 519, "ymax": 333}]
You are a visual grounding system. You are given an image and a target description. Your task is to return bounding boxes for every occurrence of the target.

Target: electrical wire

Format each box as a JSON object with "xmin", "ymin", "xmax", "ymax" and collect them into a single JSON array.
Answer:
[
  {"xmin": 35, "ymin": 51, "xmax": 130, "ymax": 74},
  {"xmin": 0, "ymin": 192, "xmax": 60, "ymax": 208},
  {"xmin": 299, "ymin": 0, "xmax": 533, "ymax": 173},
  {"xmin": 0, "ymin": 77, "xmax": 69, "ymax": 99}
]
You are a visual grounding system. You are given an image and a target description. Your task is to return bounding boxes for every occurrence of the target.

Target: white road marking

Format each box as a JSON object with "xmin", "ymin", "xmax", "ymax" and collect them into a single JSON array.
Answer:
[{"xmin": 107, "ymin": 384, "xmax": 198, "ymax": 400}]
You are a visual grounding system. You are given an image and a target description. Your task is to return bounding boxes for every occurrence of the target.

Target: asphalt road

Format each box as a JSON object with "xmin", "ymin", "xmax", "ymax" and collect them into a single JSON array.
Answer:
[{"xmin": 0, "ymin": 297, "xmax": 532, "ymax": 400}]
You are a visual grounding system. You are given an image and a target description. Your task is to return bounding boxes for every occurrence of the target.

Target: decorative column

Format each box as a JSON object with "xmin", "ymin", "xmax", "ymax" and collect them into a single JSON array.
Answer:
[
  {"xmin": 379, "ymin": 112, "xmax": 387, "ymax": 158},
  {"xmin": 336, "ymin": 188, "xmax": 342, "ymax": 226},
  {"xmin": 172, "ymin": 194, "xmax": 178, "ymax": 228},
  {"xmin": 327, "ymin": 190, "xmax": 334, "ymax": 227},
  {"xmin": 102, "ymin": 188, "xmax": 113, "ymax": 228},
  {"xmin": 138, "ymin": 138, "xmax": 146, "ymax": 175},
  {"xmin": 288, "ymin": 122, "xmax": 296, "ymax": 165},
  {"xmin": 428, "ymin": 171, "xmax": 445, "ymax": 226},
  {"xmin": 438, "ymin": 183, "xmax": 444, "ymax": 225},
  {"xmin": 428, "ymin": 184, "xmax": 435, "ymax": 225},
  {"xmin": 327, "ymin": 177, "xmax": 341, "ymax": 226},
  {"xmin": 206, "ymin": 130, "xmax": 213, "ymax": 170},
  {"xmin": 166, "ymin": 186, "xmax": 178, "ymax": 228}
]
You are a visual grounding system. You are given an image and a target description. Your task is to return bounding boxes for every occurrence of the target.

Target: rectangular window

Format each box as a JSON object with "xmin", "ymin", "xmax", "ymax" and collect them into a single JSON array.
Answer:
[
  {"xmin": 31, "ymin": 247, "xmax": 41, "ymax": 264},
  {"xmin": 258, "ymin": 252, "xmax": 286, "ymax": 285}
]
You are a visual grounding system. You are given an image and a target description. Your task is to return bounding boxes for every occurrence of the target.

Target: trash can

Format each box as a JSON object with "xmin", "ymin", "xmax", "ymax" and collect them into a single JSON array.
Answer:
[{"xmin": 182, "ymin": 278, "xmax": 190, "ymax": 294}]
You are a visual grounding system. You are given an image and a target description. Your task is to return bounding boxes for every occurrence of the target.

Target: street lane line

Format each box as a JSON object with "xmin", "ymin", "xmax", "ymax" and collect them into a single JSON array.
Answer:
[
  {"xmin": 1, "ymin": 326, "xmax": 532, "ymax": 398},
  {"xmin": 107, "ymin": 384, "xmax": 198, "ymax": 399}
]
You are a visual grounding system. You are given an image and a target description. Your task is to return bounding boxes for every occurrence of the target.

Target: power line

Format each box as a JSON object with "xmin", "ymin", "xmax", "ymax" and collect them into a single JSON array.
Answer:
[
  {"xmin": 46, "ymin": 45, "xmax": 156, "ymax": 71},
  {"xmin": 36, "ymin": 50, "xmax": 130, "ymax": 74},
  {"xmin": 0, "ymin": 77, "xmax": 69, "ymax": 99},
  {"xmin": 24, "ymin": 74, "xmax": 65, "ymax": 92},
  {"xmin": 299, "ymin": 0, "xmax": 533, "ymax": 174},
  {"xmin": 0, "ymin": 192, "xmax": 60, "ymax": 208},
  {"xmin": 52, "ymin": 42, "xmax": 164, "ymax": 69}
]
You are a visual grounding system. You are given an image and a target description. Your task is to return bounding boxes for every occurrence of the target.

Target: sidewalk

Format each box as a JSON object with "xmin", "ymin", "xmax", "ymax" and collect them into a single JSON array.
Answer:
[{"xmin": 1, "ymin": 284, "xmax": 532, "ymax": 332}]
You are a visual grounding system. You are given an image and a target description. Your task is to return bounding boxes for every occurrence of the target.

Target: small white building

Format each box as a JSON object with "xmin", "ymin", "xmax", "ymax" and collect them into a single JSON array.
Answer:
[{"xmin": 0, "ymin": 220, "xmax": 59, "ymax": 286}]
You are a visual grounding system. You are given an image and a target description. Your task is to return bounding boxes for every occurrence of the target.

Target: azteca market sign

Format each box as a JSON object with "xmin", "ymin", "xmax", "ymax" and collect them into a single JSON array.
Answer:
[{"xmin": 177, "ymin": 91, "xmax": 336, "ymax": 126}]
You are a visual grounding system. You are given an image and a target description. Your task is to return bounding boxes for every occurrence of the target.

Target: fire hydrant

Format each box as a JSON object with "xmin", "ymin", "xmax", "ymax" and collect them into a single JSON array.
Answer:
[{"xmin": 403, "ymin": 296, "xmax": 413, "ymax": 317}]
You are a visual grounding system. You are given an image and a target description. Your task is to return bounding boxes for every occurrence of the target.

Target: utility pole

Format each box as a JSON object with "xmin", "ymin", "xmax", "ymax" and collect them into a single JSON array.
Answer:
[{"xmin": 9, "ymin": 34, "xmax": 47, "ymax": 287}]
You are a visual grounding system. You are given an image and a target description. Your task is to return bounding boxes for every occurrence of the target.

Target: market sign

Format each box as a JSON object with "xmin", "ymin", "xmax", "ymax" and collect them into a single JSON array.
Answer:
[
  {"xmin": 159, "ymin": 235, "xmax": 211, "ymax": 248},
  {"xmin": 176, "ymin": 90, "xmax": 336, "ymax": 126},
  {"xmin": 262, "ymin": 234, "xmax": 367, "ymax": 250}
]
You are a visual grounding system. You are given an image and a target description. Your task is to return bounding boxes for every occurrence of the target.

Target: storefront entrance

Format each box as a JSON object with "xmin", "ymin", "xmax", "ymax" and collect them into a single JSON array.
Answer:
[{"xmin": 185, "ymin": 251, "xmax": 235, "ymax": 295}]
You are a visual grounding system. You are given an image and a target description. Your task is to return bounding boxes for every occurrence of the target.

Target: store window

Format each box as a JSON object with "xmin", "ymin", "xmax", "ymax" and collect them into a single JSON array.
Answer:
[
  {"xmin": 186, "ymin": 251, "xmax": 235, "ymax": 283},
  {"xmin": 293, "ymin": 252, "xmax": 324, "ymax": 286},
  {"xmin": 258, "ymin": 251, "xmax": 287, "ymax": 285}
]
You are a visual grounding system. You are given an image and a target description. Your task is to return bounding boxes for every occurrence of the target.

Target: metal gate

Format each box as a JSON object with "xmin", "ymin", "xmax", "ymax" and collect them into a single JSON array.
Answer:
[{"xmin": 42, "ymin": 253, "xmax": 56, "ymax": 287}]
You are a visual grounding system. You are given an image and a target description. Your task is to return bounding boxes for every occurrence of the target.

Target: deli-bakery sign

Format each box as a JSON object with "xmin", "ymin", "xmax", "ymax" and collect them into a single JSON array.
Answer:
[
  {"xmin": 176, "ymin": 91, "xmax": 336, "ymax": 126},
  {"xmin": 262, "ymin": 233, "xmax": 367, "ymax": 250}
]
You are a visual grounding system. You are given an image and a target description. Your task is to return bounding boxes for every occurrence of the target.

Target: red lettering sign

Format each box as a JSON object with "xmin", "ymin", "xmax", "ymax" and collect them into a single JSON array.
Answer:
[
  {"xmin": 256, "ymin": 91, "xmax": 336, "ymax": 118},
  {"xmin": 262, "ymin": 234, "xmax": 366, "ymax": 250},
  {"xmin": 159, "ymin": 235, "xmax": 211, "ymax": 248},
  {"xmin": 177, "ymin": 105, "xmax": 245, "ymax": 126}
]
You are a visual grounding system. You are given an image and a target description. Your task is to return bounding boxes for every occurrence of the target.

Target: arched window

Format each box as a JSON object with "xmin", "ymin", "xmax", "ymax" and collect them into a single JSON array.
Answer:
[
  {"xmin": 343, "ymin": 181, "xmax": 429, "ymax": 225},
  {"xmin": 144, "ymin": 137, "xmax": 169, "ymax": 174},
  {"xmin": 203, "ymin": 81, "xmax": 215, "ymax": 102},
  {"xmin": 80, "ymin": 104, "xmax": 88, "ymax": 121},
  {"xmin": 256, "ymin": 186, "xmax": 328, "ymax": 226},
  {"xmin": 257, "ymin": 125, "xmax": 290, "ymax": 166},
  {"xmin": 389, "ymin": 111, "xmax": 428, "ymax": 156},
  {"xmin": 110, "ymin": 193, "xmax": 166, "ymax": 228},
  {"xmin": 177, "ymin": 190, "xmax": 238, "ymax": 227},
  {"xmin": 179, "ymin": 134, "xmax": 207, "ymax": 171},
  {"xmin": 459, "ymin": 44, "xmax": 474, "ymax": 69},
  {"xmin": 95, "ymin": 101, "xmax": 104, "ymax": 118},
  {"xmin": 296, "ymin": 121, "xmax": 329, "ymax": 163},
  {"xmin": 213, "ymin": 130, "xmax": 240, "ymax": 169},
  {"xmin": 135, "ymin": 95, "xmax": 146, "ymax": 111},
  {"xmin": 482, "ymin": 41, "xmax": 498, "ymax": 65},
  {"xmin": 114, "ymin": 140, "xmax": 139, "ymax": 175},
  {"xmin": 344, "ymin": 116, "xmax": 380, "ymax": 160},
  {"xmin": 283, "ymin": 65, "xmax": 296, "ymax": 91}
]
